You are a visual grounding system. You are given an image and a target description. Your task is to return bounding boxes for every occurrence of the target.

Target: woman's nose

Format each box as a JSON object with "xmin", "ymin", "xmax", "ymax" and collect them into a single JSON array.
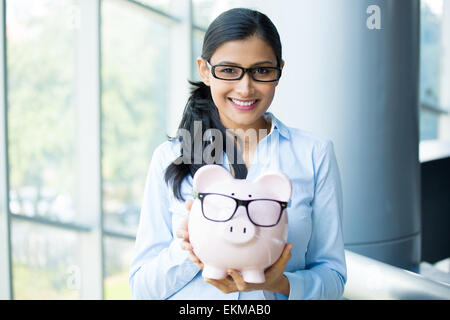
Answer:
[{"xmin": 235, "ymin": 72, "xmax": 255, "ymax": 97}]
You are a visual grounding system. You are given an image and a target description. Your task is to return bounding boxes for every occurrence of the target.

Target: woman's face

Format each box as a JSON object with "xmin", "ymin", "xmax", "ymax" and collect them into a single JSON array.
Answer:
[{"xmin": 197, "ymin": 36, "xmax": 283, "ymax": 131}]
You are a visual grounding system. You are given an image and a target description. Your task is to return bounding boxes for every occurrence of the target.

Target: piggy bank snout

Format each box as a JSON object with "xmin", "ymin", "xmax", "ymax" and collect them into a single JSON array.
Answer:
[{"xmin": 221, "ymin": 217, "xmax": 256, "ymax": 244}]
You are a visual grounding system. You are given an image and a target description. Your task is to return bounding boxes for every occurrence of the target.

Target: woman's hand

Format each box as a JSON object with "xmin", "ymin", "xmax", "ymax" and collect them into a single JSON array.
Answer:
[
  {"xmin": 176, "ymin": 199, "xmax": 292, "ymax": 296},
  {"xmin": 176, "ymin": 199, "xmax": 204, "ymax": 269},
  {"xmin": 204, "ymin": 243, "xmax": 293, "ymax": 296}
]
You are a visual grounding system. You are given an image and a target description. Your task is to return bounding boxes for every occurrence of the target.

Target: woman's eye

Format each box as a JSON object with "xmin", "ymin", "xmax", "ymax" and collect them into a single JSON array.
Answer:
[
  {"xmin": 255, "ymin": 67, "xmax": 269, "ymax": 74},
  {"xmin": 220, "ymin": 68, "xmax": 236, "ymax": 73}
]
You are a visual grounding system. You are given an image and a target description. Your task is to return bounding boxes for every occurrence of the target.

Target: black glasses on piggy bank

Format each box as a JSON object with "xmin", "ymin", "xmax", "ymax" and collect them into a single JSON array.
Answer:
[{"xmin": 194, "ymin": 192, "xmax": 288, "ymax": 227}]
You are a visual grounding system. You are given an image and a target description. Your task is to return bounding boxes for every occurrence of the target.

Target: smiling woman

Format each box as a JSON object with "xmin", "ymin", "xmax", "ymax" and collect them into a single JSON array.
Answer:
[
  {"xmin": 163, "ymin": 9, "xmax": 285, "ymax": 199},
  {"xmin": 129, "ymin": 7, "xmax": 347, "ymax": 300},
  {"xmin": 198, "ymin": 36, "xmax": 283, "ymax": 132}
]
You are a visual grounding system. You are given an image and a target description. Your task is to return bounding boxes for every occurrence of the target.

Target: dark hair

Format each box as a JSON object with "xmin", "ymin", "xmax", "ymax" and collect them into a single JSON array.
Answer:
[{"xmin": 164, "ymin": 8, "xmax": 283, "ymax": 201}]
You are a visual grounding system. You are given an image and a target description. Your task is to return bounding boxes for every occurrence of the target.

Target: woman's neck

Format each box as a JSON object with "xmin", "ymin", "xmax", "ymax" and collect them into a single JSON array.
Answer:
[
  {"xmin": 228, "ymin": 116, "xmax": 272, "ymax": 142},
  {"xmin": 227, "ymin": 117, "xmax": 272, "ymax": 169}
]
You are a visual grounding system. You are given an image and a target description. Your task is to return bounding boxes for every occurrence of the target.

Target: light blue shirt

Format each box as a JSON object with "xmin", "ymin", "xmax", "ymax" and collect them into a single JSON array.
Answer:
[{"xmin": 129, "ymin": 112, "xmax": 347, "ymax": 300}]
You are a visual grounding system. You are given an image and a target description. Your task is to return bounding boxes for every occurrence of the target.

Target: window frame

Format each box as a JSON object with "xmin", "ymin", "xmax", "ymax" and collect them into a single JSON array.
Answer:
[{"xmin": 0, "ymin": 0, "xmax": 195, "ymax": 299}]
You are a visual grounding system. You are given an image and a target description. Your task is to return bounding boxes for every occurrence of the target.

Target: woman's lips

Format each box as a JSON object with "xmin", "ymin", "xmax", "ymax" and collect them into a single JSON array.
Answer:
[{"xmin": 228, "ymin": 98, "xmax": 258, "ymax": 110}]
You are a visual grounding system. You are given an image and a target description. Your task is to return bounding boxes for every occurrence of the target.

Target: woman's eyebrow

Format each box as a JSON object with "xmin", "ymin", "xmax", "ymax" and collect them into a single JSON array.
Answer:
[{"xmin": 216, "ymin": 60, "xmax": 275, "ymax": 66}]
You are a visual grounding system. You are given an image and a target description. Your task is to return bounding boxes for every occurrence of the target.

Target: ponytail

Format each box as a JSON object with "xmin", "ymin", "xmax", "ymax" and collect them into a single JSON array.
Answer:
[
  {"xmin": 164, "ymin": 81, "xmax": 247, "ymax": 201},
  {"xmin": 164, "ymin": 8, "xmax": 282, "ymax": 201}
]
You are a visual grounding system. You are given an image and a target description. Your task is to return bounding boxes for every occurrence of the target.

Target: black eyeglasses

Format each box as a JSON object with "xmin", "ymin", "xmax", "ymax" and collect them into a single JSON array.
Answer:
[
  {"xmin": 194, "ymin": 192, "xmax": 288, "ymax": 227},
  {"xmin": 207, "ymin": 61, "xmax": 282, "ymax": 82}
]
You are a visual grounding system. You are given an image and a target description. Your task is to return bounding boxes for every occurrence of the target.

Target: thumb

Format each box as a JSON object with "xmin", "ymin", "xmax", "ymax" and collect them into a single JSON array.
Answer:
[
  {"xmin": 283, "ymin": 243, "xmax": 293, "ymax": 260},
  {"xmin": 186, "ymin": 199, "xmax": 194, "ymax": 211}
]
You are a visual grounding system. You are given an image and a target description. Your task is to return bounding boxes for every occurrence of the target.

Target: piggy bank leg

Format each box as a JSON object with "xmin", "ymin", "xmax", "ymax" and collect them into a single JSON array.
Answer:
[
  {"xmin": 202, "ymin": 264, "xmax": 227, "ymax": 280},
  {"xmin": 241, "ymin": 269, "xmax": 265, "ymax": 283}
]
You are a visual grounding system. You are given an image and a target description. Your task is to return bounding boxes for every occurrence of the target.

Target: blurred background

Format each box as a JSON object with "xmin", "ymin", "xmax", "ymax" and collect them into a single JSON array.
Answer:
[{"xmin": 0, "ymin": 0, "xmax": 449, "ymax": 299}]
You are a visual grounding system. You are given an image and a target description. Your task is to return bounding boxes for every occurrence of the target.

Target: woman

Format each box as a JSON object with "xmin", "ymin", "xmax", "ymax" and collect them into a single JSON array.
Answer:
[{"xmin": 129, "ymin": 7, "xmax": 346, "ymax": 300}]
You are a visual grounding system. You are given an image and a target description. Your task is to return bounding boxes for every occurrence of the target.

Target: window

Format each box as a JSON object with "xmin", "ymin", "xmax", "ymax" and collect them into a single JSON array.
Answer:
[
  {"xmin": 103, "ymin": 235, "xmax": 134, "ymax": 299},
  {"xmin": 101, "ymin": 0, "xmax": 172, "ymax": 299},
  {"xmin": 7, "ymin": 0, "xmax": 78, "ymax": 224},
  {"xmin": 192, "ymin": 28, "xmax": 204, "ymax": 81},
  {"xmin": 1, "ymin": 0, "xmax": 183, "ymax": 299},
  {"xmin": 101, "ymin": 0, "xmax": 170, "ymax": 236},
  {"xmin": 192, "ymin": 0, "xmax": 254, "ymax": 29},
  {"xmin": 191, "ymin": 0, "xmax": 260, "ymax": 79},
  {"xmin": 6, "ymin": 0, "xmax": 82, "ymax": 299},
  {"xmin": 11, "ymin": 221, "xmax": 82, "ymax": 299},
  {"xmin": 419, "ymin": 0, "xmax": 450, "ymax": 141},
  {"xmin": 0, "ymin": 0, "xmax": 284, "ymax": 300}
]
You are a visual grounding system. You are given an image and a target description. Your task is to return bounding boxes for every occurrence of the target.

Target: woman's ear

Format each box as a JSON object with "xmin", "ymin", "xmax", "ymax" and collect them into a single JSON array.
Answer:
[
  {"xmin": 274, "ymin": 59, "xmax": 284, "ymax": 87},
  {"xmin": 197, "ymin": 57, "xmax": 211, "ymax": 86}
]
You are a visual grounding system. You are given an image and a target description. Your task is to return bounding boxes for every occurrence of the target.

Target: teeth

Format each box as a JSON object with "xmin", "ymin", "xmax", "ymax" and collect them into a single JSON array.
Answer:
[{"xmin": 231, "ymin": 99, "xmax": 256, "ymax": 106}]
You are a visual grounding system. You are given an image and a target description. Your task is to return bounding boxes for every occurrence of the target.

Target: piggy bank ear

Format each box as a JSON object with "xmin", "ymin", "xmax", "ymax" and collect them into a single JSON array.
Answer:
[
  {"xmin": 255, "ymin": 172, "xmax": 292, "ymax": 201},
  {"xmin": 193, "ymin": 165, "xmax": 233, "ymax": 193}
]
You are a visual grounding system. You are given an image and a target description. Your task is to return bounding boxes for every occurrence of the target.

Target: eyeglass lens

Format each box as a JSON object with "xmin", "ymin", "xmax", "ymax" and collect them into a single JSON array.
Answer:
[
  {"xmin": 202, "ymin": 194, "xmax": 237, "ymax": 221},
  {"xmin": 247, "ymin": 199, "xmax": 282, "ymax": 226},
  {"xmin": 213, "ymin": 65, "xmax": 279, "ymax": 81}
]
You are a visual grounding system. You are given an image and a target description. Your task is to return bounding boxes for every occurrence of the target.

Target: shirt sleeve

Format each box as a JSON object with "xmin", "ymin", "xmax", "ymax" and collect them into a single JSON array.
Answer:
[
  {"xmin": 280, "ymin": 140, "xmax": 347, "ymax": 300},
  {"xmin": 128, "ymin": 144, "xmax": 200, "ymax": 299}
]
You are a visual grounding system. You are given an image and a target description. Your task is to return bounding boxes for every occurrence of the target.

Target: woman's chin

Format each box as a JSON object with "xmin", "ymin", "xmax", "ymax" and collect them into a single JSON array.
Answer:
[{"xmin": 222, "ymin": 113, "xmax": 268, "ymax": 131}]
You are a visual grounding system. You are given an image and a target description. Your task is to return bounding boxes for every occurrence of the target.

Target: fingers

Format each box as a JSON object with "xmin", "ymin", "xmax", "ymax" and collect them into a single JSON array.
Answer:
[
  {"xmin": 180, "ymin": 239, "xmax": 203, "ymax": 269},
  {"xmin": 227, "ymin": 269, "xmax": 256, "ymax": 292},
  {"xmin": 177, "ymin": 199, "xmax": 194, "ymax": 240},
  {"xmin": 176, "ymin": 199, "xmax": 201, "ymax": 270},
  {"xmin": 188, "ymin": 252, "xmax": 203, "ymax": 269},
  {"xmin": 283, "ymin": 243, "xmax": 293, "ymax": 260},
  {"xmin": 203, "ymin": 270, "xmax": 263, "ymax": 293},
  {"xmin": 276, "ymin": 242, "xmax": 293, "ymax": 263},
  {"xmin": 176, "ymin": 215, "xmax": 189, "ymax": 241},
  {"xmin": 265, "ymin": 243, "xmax": 293, "ymax": 275},
  {"xmin": 180, "ymin": 240, "xmax": 192, "ymax": 251},
  {"xmin": 204, "ymin": 245, "xmax": 294, "ymax": 294},
  {"xmin": 204, "ymin": 275, "xmax": 237, "ymax": 294},
  {"xmin": 185, "ymin": 199, "xmax": 194, "ymax": 211},
  {"xmin": 176, "ymin": 228, "xmax": 189, "ymax": 240}
]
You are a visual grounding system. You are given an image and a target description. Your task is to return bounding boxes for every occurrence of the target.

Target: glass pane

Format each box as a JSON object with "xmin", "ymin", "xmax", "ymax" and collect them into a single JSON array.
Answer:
[
  {"xmin": 103, "ymin": 236, "xmax": 134, "ymax": 300},
  {"xmin": 192, "ymin": 0, "xmax": 263, "ymax": 29},
  {"xmin": 133, "ymin": 0, "xmax": 174, "ymax": 14},
  {"xmin": 420, "ymin": 109, "xmax": 440, "ymax": 141},
  {"xmin": 101, "ymin": 0, "xmax": 170, "ymax": 235},
  {"xmin": 192, "ymin": 0, "xmax": 216, "ymax": 29},
  {"xmin": 192, "ymin": 29, "xmax": 204, "ymax": 81},
  {"xmin": 420, "ymin": 0, "xmax": 444, "ymax": 106},
  {"xmin": 6, "ymin": 0, "xmax": 78, "ymax": 223},
  {"xmin": 11, "ymin": 219, "xmax": 81, "ymax": 299},
  {"xmin": 419, "ymin": 0, "xmax": 444, "ymax": 141}
]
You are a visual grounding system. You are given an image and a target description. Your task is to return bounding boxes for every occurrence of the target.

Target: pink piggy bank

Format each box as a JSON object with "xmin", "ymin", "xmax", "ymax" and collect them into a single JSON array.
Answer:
[{"xmin": 188, "ymin": 164, "xmax": 291, "ymax": 283}]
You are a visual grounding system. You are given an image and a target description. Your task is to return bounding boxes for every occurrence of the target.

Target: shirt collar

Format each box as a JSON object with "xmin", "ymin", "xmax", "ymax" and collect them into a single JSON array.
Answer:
[{"xmin": 263, "ymin": 112, "xmax": 291, "ymax": 140}]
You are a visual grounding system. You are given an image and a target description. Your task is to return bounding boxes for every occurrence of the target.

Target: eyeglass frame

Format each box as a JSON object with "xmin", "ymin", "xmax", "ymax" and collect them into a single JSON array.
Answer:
[
  {"xmin": 206, "ymin": 60, "xmax": 282, "ymax": 82},
  {"xmin": 194, "ymin": 192, "xmax": 288, "ymax": 227}
]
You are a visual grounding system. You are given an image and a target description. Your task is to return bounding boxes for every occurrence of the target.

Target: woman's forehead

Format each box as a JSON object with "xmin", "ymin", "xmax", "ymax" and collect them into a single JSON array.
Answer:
[{"xmin": 210, "ymin": 36, "xmax": 277, "ymax": 65}]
